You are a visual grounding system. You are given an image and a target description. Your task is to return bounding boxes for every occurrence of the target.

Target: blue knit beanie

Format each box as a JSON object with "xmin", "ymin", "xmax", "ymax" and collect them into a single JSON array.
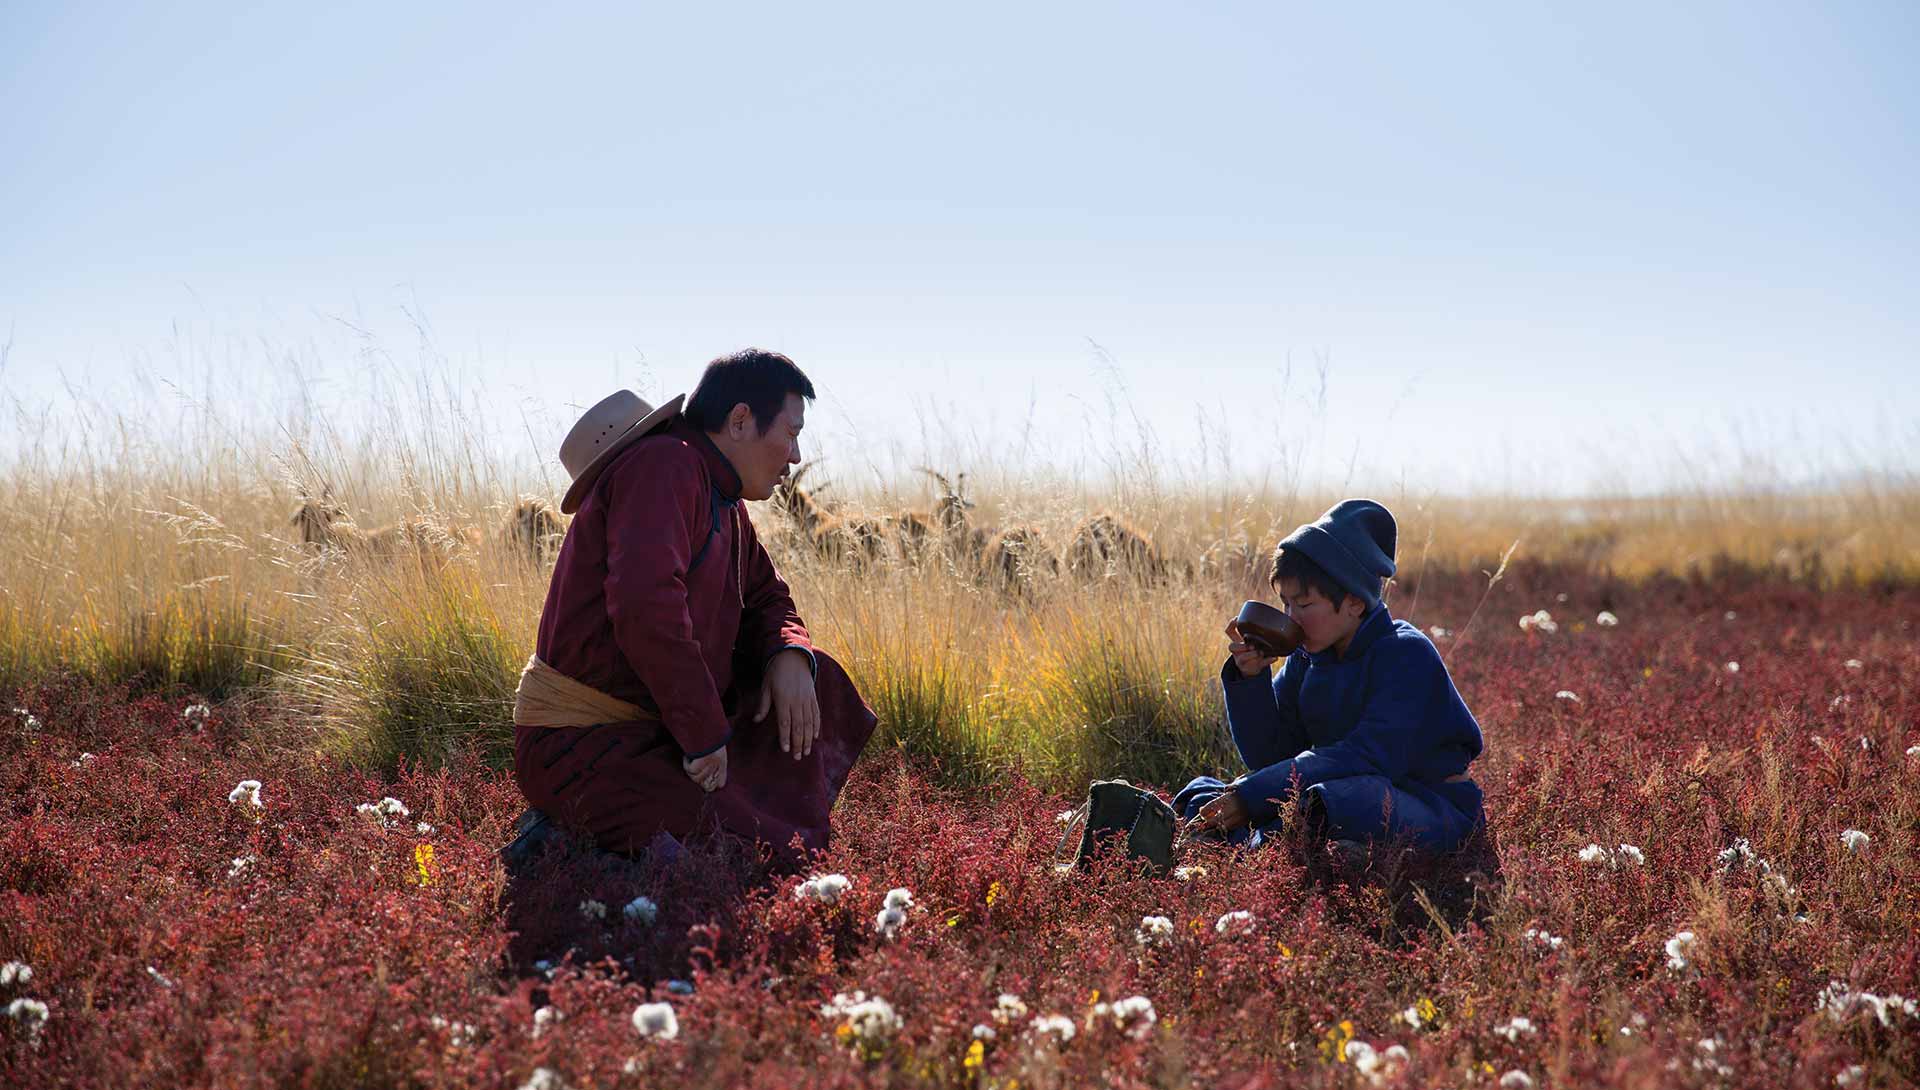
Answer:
[{"xmin": 1277, "ymin": 498, "xmax": 1397, "ymax": 607}]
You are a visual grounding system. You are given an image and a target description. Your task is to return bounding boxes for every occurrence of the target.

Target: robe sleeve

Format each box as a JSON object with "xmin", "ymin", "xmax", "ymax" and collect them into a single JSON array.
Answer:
[
  {"xmin": 1232, "ymin": 636, "xmax": 1444, "ymax": 822},
  {"xmin": 736, "ymin": 509, "xmax": 815, "ymax": 674},
  {"xmin": 601, "ymin": 446, "xmax": 732, "ymax": 758},
  {"xmin": 1220, "ymin": 652, "xmax": 1310, "ymax": 771},
  {"xmin": 1222, "ymin": 653, "xmax": 1312, "ymax": 824}
]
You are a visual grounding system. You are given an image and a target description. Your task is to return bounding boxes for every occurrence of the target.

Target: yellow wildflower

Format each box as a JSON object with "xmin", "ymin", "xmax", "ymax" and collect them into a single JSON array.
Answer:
[
  {"xmin": 1319, "ymin": 1019, "xmax": 1355, "ymax": 1063},
  {"xmin": 964, "ymin": 1038, "xmax": 985, "ymax": 1074},
  {"xmin": 986, "ymin": 881, "xmax": 1004, "ymax": 908},
  {"xmin": 1276, "ymin": 941, "xmax": 1293, "ymax": 959},
  {"xmin": 414, "ymin": 843, "xmax": 435, "ymax": 886}
]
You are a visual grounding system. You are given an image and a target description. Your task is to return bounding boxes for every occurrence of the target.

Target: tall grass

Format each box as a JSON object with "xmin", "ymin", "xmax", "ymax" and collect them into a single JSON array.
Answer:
[{"xmin": 3, "ymin": 361, "xmax": 1916, "ymax": 790}]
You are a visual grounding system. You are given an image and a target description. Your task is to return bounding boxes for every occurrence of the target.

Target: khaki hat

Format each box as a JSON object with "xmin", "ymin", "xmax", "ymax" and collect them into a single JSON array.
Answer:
[{"xmin": 558, "ymin": 390, "xmax": 686, "ymax": 514}]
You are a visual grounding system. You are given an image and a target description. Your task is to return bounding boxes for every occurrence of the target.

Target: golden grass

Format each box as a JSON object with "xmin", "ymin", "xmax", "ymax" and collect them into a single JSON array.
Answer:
[{"xmin": 3, "ymin": 379, "xmax": 1914, "ymax": 782}]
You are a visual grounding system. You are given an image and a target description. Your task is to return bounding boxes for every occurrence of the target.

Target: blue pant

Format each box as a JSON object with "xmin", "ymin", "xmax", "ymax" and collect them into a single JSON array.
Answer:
[{"xmin": 1175, "ymin": 773, "xmax": 1483, "ymax": 853}]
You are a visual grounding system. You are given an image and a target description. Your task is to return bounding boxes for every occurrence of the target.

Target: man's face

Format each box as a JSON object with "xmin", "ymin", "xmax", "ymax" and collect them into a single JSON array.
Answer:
[
  {"xmin": 1274, "ymin": 577, "xmax": 1365, "ymax": 654},
  {"xmin": 721, "ymin": 393, "xmax": 805, "ymax": 502}
]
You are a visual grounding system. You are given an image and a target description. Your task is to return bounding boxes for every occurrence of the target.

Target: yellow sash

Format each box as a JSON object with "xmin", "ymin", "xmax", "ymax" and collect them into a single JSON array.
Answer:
[{"xmin": 512, "ymin": 654, "xmax": 655, "ymax": 728}]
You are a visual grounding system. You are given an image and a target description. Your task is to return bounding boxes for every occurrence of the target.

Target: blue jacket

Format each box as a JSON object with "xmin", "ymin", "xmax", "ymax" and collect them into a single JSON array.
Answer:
[{"xmin": 1223, "ymin": 603, "xmax": 1483, "ymax": 826}]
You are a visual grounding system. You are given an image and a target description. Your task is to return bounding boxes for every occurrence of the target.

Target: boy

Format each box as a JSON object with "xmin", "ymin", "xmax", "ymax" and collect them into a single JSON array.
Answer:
[{"xmin": 1175, "ymin": 499, "xmax": 1484, "ymax": 859}]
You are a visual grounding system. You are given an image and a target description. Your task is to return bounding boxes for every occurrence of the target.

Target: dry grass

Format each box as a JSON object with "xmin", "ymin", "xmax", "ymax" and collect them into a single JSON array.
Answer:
[{"xmin": 2, "ymin": 369, "xmax": 1915, "ymax": 781}]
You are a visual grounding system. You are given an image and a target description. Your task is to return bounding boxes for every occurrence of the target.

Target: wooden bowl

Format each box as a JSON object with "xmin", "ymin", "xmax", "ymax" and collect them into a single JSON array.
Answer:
[{"xmin": 1235, "ymin": 599, "xmax": 1306, "ymax": 657}]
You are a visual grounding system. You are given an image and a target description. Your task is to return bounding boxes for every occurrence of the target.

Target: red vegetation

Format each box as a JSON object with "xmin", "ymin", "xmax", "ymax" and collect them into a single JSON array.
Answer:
[{"xmin": 3, "ymin": 568, "xmax": 1916, "ymax": 1088}]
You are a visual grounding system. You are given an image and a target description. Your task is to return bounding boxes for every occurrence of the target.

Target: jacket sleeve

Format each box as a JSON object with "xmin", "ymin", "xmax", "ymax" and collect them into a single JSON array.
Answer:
[
  {"xmin": 601, "ymin": 448, "xmax": 732, "ymax": 758},
  {"xmin": 736, "ymin": 509, "xmax": 815, "ymax": 673},
  {"xmin": 1283, "ymin": 635, "xmax": 1442, "ymax": 789},
  {"xmin": 1220, "ymin": 653, "xmax": 1310, "ymax": 771}
]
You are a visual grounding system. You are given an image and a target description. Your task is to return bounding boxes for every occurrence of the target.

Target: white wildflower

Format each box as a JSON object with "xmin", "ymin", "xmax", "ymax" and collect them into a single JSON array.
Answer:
[
  {"xmin": 793, "ymin": 873, "xmax": 852, "ymax": 905},
  {"xmin": 1725, "ymin": 610, "xmax": 1738, "ymax": 621},
  {"xmin": 579, "ymin": 899, "xmax": 607, "ymax": 921},
  {"xmin": 1725, "ymin": 661, "xmax": 1740, "ymax": 674},
  {"xmin": 416, "ymin": 822, "xmax": 435, "ymax": 834},
  {"xmin": 182, "ymin": 703, "xmax": 212, "ymax": 726},
  {"xmin": 622, "ymin": 896, "xmax": 659, "ymax": 925},
  {"xmin": 428, "ymin": 1015, "xmax": 477, "ymax": 1047},
  {"xmin": 1107, "ymin": 995, "xmax": 1157, "ymax": 1040},
  {"xmin": 1616, "ymin": 844, "xmax": 1645, "ymax": 866},
  {"xmin": 12, "ymin": 708, "xmax": 42, "ymax": 732},
  {"xmin": 1493, "ymin": 1015, "xmax": 1537, "ymax": 1041},
  {"xmin": 1665, "ymin": 930, "xmax": 1697, "ymax": 972},
  {"xmin": 1816, "ymin": 981, "xmax": 1918, "ymax": 1027},
  {"xmin": 531, "ymin": 1006, "xmax": 563, "ymax": 1038},
  {"xmin": 379, "ymin": 797, "xmax": 409, "ymax": 817},
  {"xmin": 1499, "ymin": 1072, "xmax": 1534, "ymax": 1090},
  {"xmin": 1596, "ymin": 611, "xmax": 1618, "ymax": 627},
  {"xmin": 1840, "ymin": 829, "xmax": 1870, "ymax": 855},
  {"xmin": 355, "ymin": 803, "xmax": 381, "ymax": 819},
  {"xmin": 1029, "ymin": 1013, "xmax": 1076, "ymax": 1042},
  {"xmin": 993, "ymin": 993, "xmax": 1029, "ymax": 1024},
  {"xmin": 1843, "ymin": 659, "xmax": 1863, "ymax": 670},
  {"xmin": 1836, "ymin": 1065, "xmax": 1866, "ymax": 1087},
  {"xmin": 519, "ymin": 1068, "xmax": 567, "ymax": 1090},
  {"xmin": 883, "ymin": 887, "xmax": 913, "ymax": 911},
  {"xmin": 632, "ymin": 1001, "xmax": 679, "ymax": 1039},
  {"xmin": 1346, "ymin": 1039, "xmax": 1378, "ymax": 1073},
  {"xmin": 971, "ymin": 1023, "xmax": 997, "ymax": 1040},
  {"xmin": 146, "ymin": 965, "xmax": 173, "ymax": 988},
  {"xmin": 69, "ymin": 752, "xmax": 94, "ymax": 769},
  {"xmin": 1213, "ymin": 909, "xmax": 1259, "ymax": 936},
  {"xmin": 1135, "ymin": 914, "xmax": 1175, "ymax": 947},
  {"xmin": 227, "ymin": 855, "xmax": 256, "ymax": 878},
  {"xmin": 1215, "ymin": 910, "xmax": 1255, "ymax": 935},
  {"xmin": 5, "ymin": 997, "xmax": 49, "ymax": 1037},
  {"xmin": 1172, "ymin": 864, "xmax": 1207, "ymax": 881},
  {"xmin": 1691, "ymin": 1036, "xmax": 1733, "ymax": 1077},
  {"xmin": 1555, "ymin": 690, "xmax": 1580, "ymax": 703},
  {"xmin": 1399, "ymin": 1005, "xmax": 1424, "ymax": 1029},
  {"xmin": 820, "ymin": 991, "xmax": 901, "ymax": 1047},
  {"xmin": 1518, "ymin": 610, "xmax": 1557, "ymax": 634},
  {"xmin": 1859, "ymin": 736, "xmax": 1871, "ymax": 751},
  {"xmin": 1055, "ymin": 808, "xmax": 1078, "ymax": 827},
  {"xmin": 873, "ymin": 905, "xmax": 907, "ymax": 939},
  {"xmin": 227, "ymin": 780, "xmax": 263, "ymax": 808},
  {"xmin": 1716, "ymin": 838, "xmax": 1759, "ymax": 871},
  {"xmin": 0, "ymin": 962, "xmax": 32, "ymax": 987},
  {"xmin": 1578, "ymin": 843, "xmax": 1610, "ymax": 865},
  {"xmin": 1429, "ymin": 625, "xmax": 1451, "ymax": 638},
  {"xmin": 1522, "ymin": 927, "xmax": 1564, "ymax": 951}
]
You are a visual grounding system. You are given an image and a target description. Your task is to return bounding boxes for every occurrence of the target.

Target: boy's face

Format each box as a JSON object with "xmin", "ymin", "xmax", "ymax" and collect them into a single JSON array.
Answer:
[{"xmin": 1274, "ymin": 578, "xmax": 1367, "ymax": 655}]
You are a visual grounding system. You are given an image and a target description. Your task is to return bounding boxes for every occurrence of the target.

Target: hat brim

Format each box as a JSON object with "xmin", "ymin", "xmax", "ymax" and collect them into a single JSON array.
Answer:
[{"xmin": 559, "ymin": 393, "xmax": 685, "ymax": 514}]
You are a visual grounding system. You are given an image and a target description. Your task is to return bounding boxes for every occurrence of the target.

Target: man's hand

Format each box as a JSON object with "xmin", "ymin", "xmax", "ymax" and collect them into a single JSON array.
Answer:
[
  {"xmin": 756, "ymin": 648, "xmax": 820, "ymax": 760},
  {"xmin": 1184, "ymin": 788, "xmax": 1251, "ymax": 835},
  {"xmin": 1225, "ymin": 619, "xmax": 1281, "ymax": 678},
  {"xmin": 683, "ymin": 746, "xmax": 727, "ymax": 792}
]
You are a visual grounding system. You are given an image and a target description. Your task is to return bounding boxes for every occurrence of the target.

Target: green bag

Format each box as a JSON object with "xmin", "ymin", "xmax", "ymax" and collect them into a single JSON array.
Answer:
[{"xmin": 1053, "ymin": 779, "xmax": 1182, "ymax": 877}]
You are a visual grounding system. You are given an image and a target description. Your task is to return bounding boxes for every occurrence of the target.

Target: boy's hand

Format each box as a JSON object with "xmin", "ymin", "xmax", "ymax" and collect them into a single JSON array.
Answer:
[
  {"xmin": 1185, "ymin": 789, "xmax": 1250, "ymax": 834},
  {"xmin": 1225, "ymin": 619, "xmax": 1281, "ymax": 678},
  {"xmin": 683, "ymin": 747, "xmax": 727, "ymax": 792}
]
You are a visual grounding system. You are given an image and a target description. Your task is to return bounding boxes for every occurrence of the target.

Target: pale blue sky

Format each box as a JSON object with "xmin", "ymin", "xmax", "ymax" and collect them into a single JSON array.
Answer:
[{"xmin": 3, "ymin": 1, "xmax": 1915, "ymax": 493}]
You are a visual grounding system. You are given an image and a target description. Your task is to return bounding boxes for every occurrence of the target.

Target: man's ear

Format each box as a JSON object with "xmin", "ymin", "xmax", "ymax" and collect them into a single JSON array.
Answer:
[{"xmin": 728, "ymin": 402, "xmax": 755, "ymax": 438}]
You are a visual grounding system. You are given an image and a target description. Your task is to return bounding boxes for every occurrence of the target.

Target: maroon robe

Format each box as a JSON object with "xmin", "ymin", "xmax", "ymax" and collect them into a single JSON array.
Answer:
[{"xmin": 513, "ymin": 418, "xmax": 877, "ymax": 869}]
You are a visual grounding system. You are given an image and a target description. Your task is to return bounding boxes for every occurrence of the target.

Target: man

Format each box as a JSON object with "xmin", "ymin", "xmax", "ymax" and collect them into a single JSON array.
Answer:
[{"xmin": 505, "ymin": 349, "xmax": 877, "ymax": 873}]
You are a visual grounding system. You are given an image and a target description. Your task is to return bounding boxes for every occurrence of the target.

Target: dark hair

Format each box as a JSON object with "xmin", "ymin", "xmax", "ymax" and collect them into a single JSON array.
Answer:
[
  {"xmin": 1269, "ymin": 546, "xmax": 1382, "ymax": 607},
  {"xmin": 681, "ymin": 348, "xmax": 816, "ymax": 435}
]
